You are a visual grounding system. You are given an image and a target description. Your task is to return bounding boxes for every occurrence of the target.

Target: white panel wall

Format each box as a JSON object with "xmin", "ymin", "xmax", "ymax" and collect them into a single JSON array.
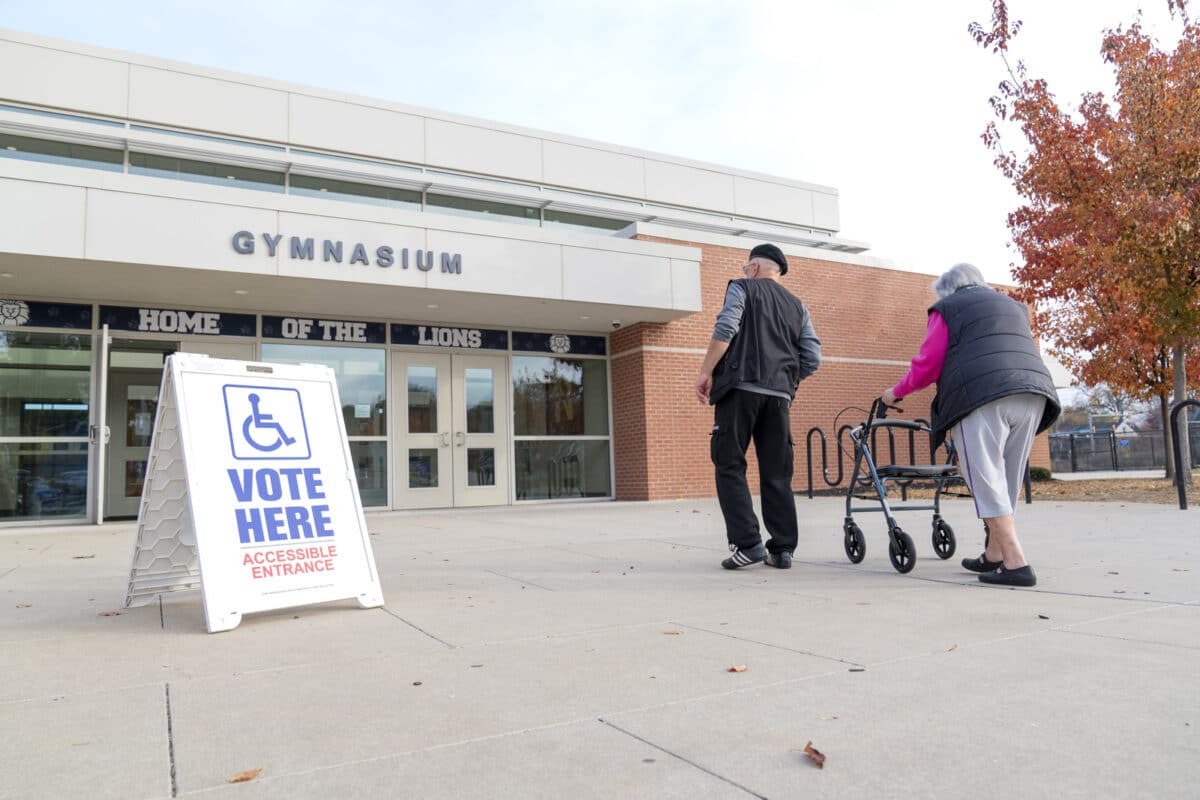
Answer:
[
  {"xmin": 644, "ymin": 160, "xmax": 733, "ymax": 212},
  {"xmin": 425, "ymin": 230, "xmax": 562, "ymax": 298},
  {"xmin": 0, "ymin": 178, "xmax": 86, "ymax": 258},
  {"xmin": 734, "ymin": 177, "xmax": 815, "ymax": 228},
  {"xmin": 85, "ymin": 191, "xmax": 279, "ymax": 273},
  {"xmin": 542, "ymin": 141, "xmax": 644, "ymax": 199},
  {"xmin": 128, "ymin": 66, "xmax": 289, "ymax": 141},
  {"xmin": 275, "ymin": 213, "xmax": 427, "ymax": 288},
  {"xmin": 562, "ymin": 247, "xmax": 672, "ymax": 308},
  {"xmin": 670, "ymin": 258, "xmax": 702, "ymax": 312},
  {"xmin": 813, "ymin": 191, "xmax": 840, "ymax": 231},
  {"xmin": 289, "ymin": 95, "xmax": 424, "ymax": 163},
  {"xmin": 425, "ymin": 119, "xmax": 542, "ymax": 182},
  {"xmin": 0, "ymin": 40, "xmax": 128, "ymax": 118}
]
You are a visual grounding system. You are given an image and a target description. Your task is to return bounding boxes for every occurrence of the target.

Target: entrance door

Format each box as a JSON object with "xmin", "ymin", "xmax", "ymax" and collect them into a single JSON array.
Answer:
[
  {"xmin": 391, "ymin": 352, "xmax": 509, "ymax": 509},
  {"xmin": 104, "ymin": 340, "xmax": 177, "ymax": 518}
]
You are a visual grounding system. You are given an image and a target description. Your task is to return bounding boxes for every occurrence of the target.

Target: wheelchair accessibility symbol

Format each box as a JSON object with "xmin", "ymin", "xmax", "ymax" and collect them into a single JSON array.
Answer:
[{"xmin": 223, "ymin": 385, "xmax": 311, "ymax": 460}]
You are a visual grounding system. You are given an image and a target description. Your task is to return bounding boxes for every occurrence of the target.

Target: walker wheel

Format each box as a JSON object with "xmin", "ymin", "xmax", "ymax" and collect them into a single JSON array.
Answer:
[
  {"xmin": 888, "ymin": 530, "xmax": 917, "ymax": 574},
  {"xmin": 932, "ymin": 519, "xmax": 957, "ymax": 560},
  {"xmin": 843, "ymin": 523, "xmax": 866, "ymax": 564}
]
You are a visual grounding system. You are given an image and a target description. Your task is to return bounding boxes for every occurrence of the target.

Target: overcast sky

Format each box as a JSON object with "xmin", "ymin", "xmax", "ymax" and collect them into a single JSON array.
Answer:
[{"xmin": 1, "ymin": 0, "xmax": 1187, "ymax": 284}]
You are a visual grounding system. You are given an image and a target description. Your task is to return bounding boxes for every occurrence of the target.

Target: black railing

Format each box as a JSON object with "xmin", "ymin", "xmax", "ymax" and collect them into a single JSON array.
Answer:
[{"xmin": 1169, "ymin": 400, "xmax": 1200, "ymax": 510}]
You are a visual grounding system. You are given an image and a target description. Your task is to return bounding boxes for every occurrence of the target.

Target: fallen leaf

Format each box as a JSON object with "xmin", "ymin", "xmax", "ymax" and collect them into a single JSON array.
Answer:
[
  {"xmin": 16, "ymin": 603, "xmax": 31, "ymax": 609},
  {"xmin": 98, "ymin": 611, "xmax": 122, "ymax": 616},
  {"xmin": 1038, "ymin": 614, "xmax": 1050, "ymax": 620},
  {"xmin": 663, "ymin": 630, "xmax": 682, "ymax": 635},
  {"xmin": 1113, "ymin": 589, "xmax": 1127, "ymax": 594},
  {"xmin": 848, "ymin": 667, "xmax": 865, "ymax": 673},
  {"xmin": 946, "ymin": 644, "xmax": 958, "ymax": 652},
  {"xmin": 228, "ymin": 768, "xmax": 262, "ymax": 784},
  {"xmin": 1173, "ymin": 568, "xmax": 1189, "ymax": 572},
  {"xmin": 728, "ymin": 664, "xmax": 748, "ymax": 673},
  {"xmin": 1107, "ymin": 571, "xmax": 1119, "ymax": 575},
  {"xmin": 803, "ymin": 741, "xmax": 826, "ymax": 769},
  {"xmin": 820, "ymin": 715, "xmax": 839, "ymax": 721},
  {"xmin": 692, "ymin": 509, "xmax": 701, "ymax": 513},
  {"xmin": 72, "ymin": 554, "xmax": 95, "ymax": 559}
]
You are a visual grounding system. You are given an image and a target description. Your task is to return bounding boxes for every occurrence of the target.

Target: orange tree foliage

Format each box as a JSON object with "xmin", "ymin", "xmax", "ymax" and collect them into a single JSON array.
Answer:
[{"xmin": 970, "ymin": 0, "xmax": 1200, "ymax": 403}]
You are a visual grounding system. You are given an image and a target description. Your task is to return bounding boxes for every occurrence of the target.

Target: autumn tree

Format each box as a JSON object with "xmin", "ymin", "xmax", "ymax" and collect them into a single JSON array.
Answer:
[{"xmin": 971, "ymin": 0, "xmax": 1200, "ymax": 479}]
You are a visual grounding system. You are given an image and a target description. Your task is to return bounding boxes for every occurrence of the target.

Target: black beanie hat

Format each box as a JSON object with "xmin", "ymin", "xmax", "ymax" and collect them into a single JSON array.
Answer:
[{"xmin": 749, "ymin": 243, "xmax": 787, "ymax": 275}]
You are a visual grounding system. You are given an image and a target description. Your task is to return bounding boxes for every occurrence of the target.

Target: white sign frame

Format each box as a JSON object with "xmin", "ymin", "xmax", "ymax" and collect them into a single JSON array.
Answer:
[{"xmin": 124, "ymin": 354, "xmax": 384, "ymax": 632}]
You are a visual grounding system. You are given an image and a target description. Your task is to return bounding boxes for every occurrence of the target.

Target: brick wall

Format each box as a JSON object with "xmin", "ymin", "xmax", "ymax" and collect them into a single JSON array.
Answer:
[{"xmin": 611, "ymin": 236, "xmax": 1053, "ymax": 501}]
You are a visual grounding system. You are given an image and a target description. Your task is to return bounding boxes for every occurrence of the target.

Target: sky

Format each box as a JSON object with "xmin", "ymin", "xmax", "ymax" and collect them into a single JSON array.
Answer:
[{"xmin": 0, "ymin": 0, "xmax": 1189, "ymax": 384}]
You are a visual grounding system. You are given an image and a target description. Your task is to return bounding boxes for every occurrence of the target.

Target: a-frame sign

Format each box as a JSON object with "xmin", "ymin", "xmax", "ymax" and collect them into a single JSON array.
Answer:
[{"xmin": 124, "ymin": 354, "xmax": 384, "ymax": 632}]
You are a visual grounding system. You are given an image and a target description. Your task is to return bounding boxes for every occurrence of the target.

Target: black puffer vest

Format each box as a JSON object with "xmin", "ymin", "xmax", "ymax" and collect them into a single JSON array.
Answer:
[
  {"xmin": 710, "ymin": 278, "xmax": 816, "ymax": 405},
  {"xmin": 929, "ymin": 285, "xmax": 1061, "ymax": 449}
]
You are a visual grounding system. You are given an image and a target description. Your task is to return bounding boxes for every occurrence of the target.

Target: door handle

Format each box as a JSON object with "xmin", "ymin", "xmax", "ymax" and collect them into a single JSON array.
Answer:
[
  {"xmin": 455, "ymin": 431, "xmax": 465, "ymax": 447},
  {"xmin": 440, "ymin": 432, "xmax": 450, "ymax": 447}
]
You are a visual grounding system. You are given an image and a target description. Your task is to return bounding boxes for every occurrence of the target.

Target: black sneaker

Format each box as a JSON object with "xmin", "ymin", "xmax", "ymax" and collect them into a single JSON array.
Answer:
[
  {"xmin": 978, "ymin": 565, "xmax": 1037, "ymax": 587},
  {"xmin": 961, "ymin": 553, "xmax": 1004, "ymax": 573},
  {"xmin": 721, "ymin": 543, "xmax": 767, "ymax": 570},
  {"xmin": 765, "ymin": 551, "xmax": 792, "ymax": 569}
]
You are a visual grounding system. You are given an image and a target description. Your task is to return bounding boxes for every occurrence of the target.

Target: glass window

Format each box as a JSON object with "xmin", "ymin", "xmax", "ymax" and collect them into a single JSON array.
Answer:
[
  {"xmin": 130, "ymin": 124, "xmax": 286, "ymax": 152},
  {"xmin": 465, "ymin": 368, "xmax": 494, "ymax": 433},
  {"xmin": 260, "ymin": 344, "xmax": 386, "ymax": 436},
  {"xmin": 0, "ymin": 332, "xmax": 92, "ymax": 437},
  {"xmin": 407, "ymin": 366, "xmax": 438, "ymax": 434},
  {"xmin": 0, "ymin": 442, "xmax": 89, "ymax": 520},
  {"xmin": 0, "ymin": 133, "xmax": 122, "ymax": 172},
  {"xmin": 350, "ymin": 441, "xmax": 387, "ymax": 507},
  {"xmin": 514, "ymin": 440, "xmax": 610, "ymax": 500},
  {"xmin": 409, "ymin": 448, "xmax": 438, "ymax": 488},
  {"xmin": 129, "ymin": 152, "xmax": 285, "ymax": 193},
  {"xmin": 512, "ymin": 357, "xmax": 608, "ymax": 436},
  {"xmin": 427, "ymin": 193, "xmax": 540, "ymax": 225},
  {"xmin": 542, "ymin": 210, "xmax": 629, "ymax": 234},
  {"xmin": 290, "ymin": 174, "xmax": 421, "ymax": 209},
  {"xmin": 467, "ymin": 448, "xmax": 495, "ymax": 486}
]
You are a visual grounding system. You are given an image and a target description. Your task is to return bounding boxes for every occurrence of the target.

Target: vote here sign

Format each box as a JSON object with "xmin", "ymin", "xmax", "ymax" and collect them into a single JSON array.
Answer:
[{"xmin": 127, "ymin": 354, "xmax": 383, "ymax": 632}]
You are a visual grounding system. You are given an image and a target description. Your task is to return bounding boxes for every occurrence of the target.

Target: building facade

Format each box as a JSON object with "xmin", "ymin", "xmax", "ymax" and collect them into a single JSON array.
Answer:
[{"xmin": 0, "ymin": 29, "xmax": 1048, "ymax": 526}]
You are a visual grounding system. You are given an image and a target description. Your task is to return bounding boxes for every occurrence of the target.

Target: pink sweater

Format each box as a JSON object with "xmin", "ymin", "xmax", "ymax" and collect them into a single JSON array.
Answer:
[{"xmin": 892, "ymin": 312, "xmax": 948, "ymax": 399}]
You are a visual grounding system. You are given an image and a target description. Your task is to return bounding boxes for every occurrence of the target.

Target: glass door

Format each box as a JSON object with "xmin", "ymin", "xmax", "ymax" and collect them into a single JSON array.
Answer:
[
  {"xmin": 104, "ymin": 340, "xmax": 176, "ymax": 518},
  {"xmin": 392, "ymin": 352, "xmax": 453, "ymax": 509},
  {"xmin": 390, "ymin": 351, "xmax": 509, "ymax": 509},
  {"xmin": 452, "ymin": 355, "xmax": 508, "ymax": 507}
]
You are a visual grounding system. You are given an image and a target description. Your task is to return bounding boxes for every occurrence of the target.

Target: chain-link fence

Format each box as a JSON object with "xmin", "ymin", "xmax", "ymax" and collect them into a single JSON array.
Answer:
[{"xmin": 1049, "ymin": 424, "xmax": 1200, "ymax": 473}]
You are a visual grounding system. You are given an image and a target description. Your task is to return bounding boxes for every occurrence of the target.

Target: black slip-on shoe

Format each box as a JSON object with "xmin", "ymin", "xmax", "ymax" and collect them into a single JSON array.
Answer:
[
  {"xmin": 722, "ymin": 543, "xmax": 767, "ymax": 570},
  {"xmin": 765, "ymin": 551, "xmax": 792, "ymax": 569},
  {"xmin": 978, "ymin": 565, "xmax": 1037, "ymax": 587},
  {"xmin": 961, "ymin": 553, "xmax": 1004, "ymax": 573}
]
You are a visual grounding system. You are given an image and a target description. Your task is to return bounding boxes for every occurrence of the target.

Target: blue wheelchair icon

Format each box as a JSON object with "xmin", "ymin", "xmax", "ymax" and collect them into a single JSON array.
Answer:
[{"xmin": 242, "ymin": 393, "xmax": 297, "ymax": 452}]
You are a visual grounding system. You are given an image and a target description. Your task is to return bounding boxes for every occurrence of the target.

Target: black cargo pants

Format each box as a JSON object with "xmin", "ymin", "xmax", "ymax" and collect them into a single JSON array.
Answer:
[{"xmin": 710, "ymin": 389, "xmax": 798, "ymax": 554}]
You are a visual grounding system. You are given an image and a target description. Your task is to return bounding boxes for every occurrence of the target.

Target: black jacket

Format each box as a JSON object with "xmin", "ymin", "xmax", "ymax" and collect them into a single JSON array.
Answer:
[
  {"xmin": 710, "ymin": 278, "xmax": 820, "ymax": 405},
  {"xmin": 929, "ymin": 285, "xmax": 1061, "ymax": 448}
]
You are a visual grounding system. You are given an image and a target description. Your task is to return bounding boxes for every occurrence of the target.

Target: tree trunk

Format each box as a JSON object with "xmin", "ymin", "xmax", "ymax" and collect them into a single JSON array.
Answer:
[
  {"xmin": 1173, "ymin": 342, "xmax": 1192, "ymax": 481},
  {"xmin": 1161, "ymin": 391, "xmax": 1175, "ymax": 481}
]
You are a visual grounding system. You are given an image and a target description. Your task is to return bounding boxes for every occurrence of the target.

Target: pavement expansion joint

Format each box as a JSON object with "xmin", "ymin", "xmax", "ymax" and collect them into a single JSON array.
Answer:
[
  {"xmin": 381, "ymin": 606, "xmax": 456, "ymax": 648},
  {"xmin": 482, "ymin": 568, "xmax": 554, "ymax": 591},
  {"xmin": 674, "ymin": 621, "xmax": 863, "ymax": 667},
  {"xmin": 164, "ymin": 683, "xmax": 178, "ymax": 798},
  {"xmin": 598, "ymin": 718, "xmax": 768, "ymax": 799}
]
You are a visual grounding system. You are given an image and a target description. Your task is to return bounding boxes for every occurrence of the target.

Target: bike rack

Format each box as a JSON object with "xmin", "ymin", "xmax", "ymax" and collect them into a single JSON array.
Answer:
[{"xmin": 1169, "ymin": 399, "xmax": 1200, "ymax": 510}]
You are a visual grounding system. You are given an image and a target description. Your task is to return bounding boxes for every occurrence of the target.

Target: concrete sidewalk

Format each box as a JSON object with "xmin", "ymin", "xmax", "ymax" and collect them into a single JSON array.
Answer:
[{"xmin": 2, "ymin": 496, "xmax": 1198, "ymax": 799}]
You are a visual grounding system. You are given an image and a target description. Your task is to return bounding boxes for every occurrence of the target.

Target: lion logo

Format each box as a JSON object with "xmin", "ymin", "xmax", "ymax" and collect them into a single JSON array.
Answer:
[{"xmin": 0, "ymin": 299, "xmax": 30, "ymax": 327}]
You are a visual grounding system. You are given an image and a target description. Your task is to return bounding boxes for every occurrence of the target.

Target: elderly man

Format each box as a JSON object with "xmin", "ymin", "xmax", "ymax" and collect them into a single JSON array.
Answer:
[{"xmin": 695, "ymin": 244, "xmax": 822, "ymax": 570}]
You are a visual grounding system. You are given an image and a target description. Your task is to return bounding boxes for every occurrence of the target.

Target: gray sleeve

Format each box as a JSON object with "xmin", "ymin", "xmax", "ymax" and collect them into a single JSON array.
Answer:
[
  {"xmin": 796, "ymin": 306, "xmax": 821, "ymax": 380},
  {"xmin": 711, "ymin": 282, "xmax": 746, "ymax": 342}
]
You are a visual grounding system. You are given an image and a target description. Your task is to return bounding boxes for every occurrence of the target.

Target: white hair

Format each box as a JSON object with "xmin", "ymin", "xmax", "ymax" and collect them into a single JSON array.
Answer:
[{"xmin": 932, "ymin": 263, "xmax": 987, "ymax": 298}]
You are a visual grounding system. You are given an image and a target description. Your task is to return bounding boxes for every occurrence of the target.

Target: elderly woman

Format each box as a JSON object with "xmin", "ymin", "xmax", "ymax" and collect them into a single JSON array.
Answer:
[{"xmin": 881, "ymin": 264, "xmax": 1060, "ymax": 587}]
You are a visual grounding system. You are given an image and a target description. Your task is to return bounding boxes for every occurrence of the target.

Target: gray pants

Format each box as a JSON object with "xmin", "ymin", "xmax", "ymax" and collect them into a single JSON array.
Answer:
[{"xmin": 951, "ymin": 393, "xmax": 1046, "ymax": 518}]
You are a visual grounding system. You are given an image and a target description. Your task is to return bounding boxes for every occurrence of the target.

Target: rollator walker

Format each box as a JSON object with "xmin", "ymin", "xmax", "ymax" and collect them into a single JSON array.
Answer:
[{"xmin": 842, "ymin": 398, "xmax": 962, "ymax": 574}]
